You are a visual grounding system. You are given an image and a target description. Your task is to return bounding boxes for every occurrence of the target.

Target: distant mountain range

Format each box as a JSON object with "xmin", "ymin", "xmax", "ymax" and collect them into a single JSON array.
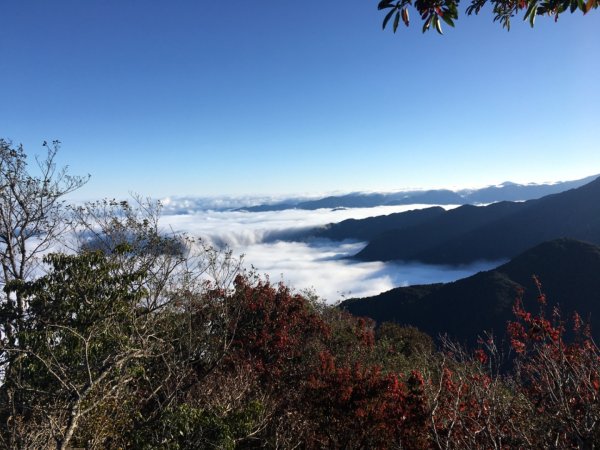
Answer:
[
  {"xmin": 237, "ymin": 174, "xmax": 597, "ymax": 212},
  {"xmin": 331, "ymin": 175, "xmax": 600, "ymax": 345},
  {"xmin": 352, "ymin": 175, "xmax": 600, "ymax": 265},
  {"xmin": 341, "ymin": 239, "xmax": 600, "ymax": 345}
]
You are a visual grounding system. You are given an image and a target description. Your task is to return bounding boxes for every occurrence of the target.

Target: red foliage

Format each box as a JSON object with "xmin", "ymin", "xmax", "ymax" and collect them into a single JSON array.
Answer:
[
  {"xmin": 305, "ymin": 350, "xmax": 428, "ymax": 449},
  {"xmin": 226, "ymin": 275, "xmax": 330, "ymax": 379},
  {"xmin": 507, "ymin": 277, "xmax": 600, "ymax": 447},
  {"xmin": 201, "ymin": 274, "xmax": 599, "ymax": 447},
  {"xmin": 216, "ymin": 275, "xmax": 430, "ymax": 448}
]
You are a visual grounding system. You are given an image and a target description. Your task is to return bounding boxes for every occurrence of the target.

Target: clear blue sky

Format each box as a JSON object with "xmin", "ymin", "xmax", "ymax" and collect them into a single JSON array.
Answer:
[{"xmin": 1, "ymin": 1, "xmax": 599, "ymax": 200}]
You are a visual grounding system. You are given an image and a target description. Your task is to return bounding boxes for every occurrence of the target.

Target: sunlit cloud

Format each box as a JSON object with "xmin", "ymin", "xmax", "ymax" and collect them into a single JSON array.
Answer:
[
  {"xmin": 239, "ymin": 240, "xmax": 499, "ymax": 303},
  {"xmin": 160, "ymin": 194, "xmax": 307, "ymax": 213},
  {"xmin": 159, "ymin": 204, "xmax": 460, "ymax": 247},
  {"xmin": 158, "ymin": 204, "xmax": 498, "ymax": 304}
]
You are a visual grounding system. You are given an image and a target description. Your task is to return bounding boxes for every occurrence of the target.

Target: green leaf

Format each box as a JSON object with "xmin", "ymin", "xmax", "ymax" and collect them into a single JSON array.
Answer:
[
  {"xmin": 435, "ymin": 16, "xmax": 444, "ymax": 34},
  {"xmin": 393, "ymin": 11, "xmax": 401, "ymax": 32},
  {"xmin": 524, "ymin": 0, "xmax": 538, "ymax": 25},
  {"xmin": 529, "ymin": 9, "xmax": 536, "ymax": 26},
  {"xmin": 570, "ymin": 0, "xmax": 579, "ymax": 12},
  {"xmin": 378, "ymin": 0, "xmax": 395, "ymax": 10},
  {"xmin": 422, "ymin": 16, "xmax": 432, "ymax": 32},
  {"xmin": 383, "ymin": 8, "xmax": 396, "ymax": 29},
  {"xmin": 441, "ymin": 13, "xmax": 456, "ymax": 26},
  {"xmin": 524, "ymin": 1, "xmax": 536, "ymax": 17}
]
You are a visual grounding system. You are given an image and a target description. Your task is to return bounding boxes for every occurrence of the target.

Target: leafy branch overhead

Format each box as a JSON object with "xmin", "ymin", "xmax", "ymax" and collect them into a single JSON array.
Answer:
[{"xmin": 378, "ymin": 0, "xmax": 598, "ymax": 33}]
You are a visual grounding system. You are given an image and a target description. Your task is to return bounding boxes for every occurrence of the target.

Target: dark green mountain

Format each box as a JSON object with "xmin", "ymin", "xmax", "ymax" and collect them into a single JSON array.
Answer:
[
  {"xmin": 356, "ymin": 176, "xmax": 600, "ymax": 264},
  {"xmin": 342, "ymin": 239, "xmax": 600, "ymax": 345},
  {"xmin": 313, "ymin": 206, "xmax": 445, "ymax": 241}
]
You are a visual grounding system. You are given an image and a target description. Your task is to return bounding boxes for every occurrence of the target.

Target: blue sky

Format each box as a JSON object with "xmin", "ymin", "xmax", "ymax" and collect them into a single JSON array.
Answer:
[{"xmin": 1, "ymin": 1, "xmax": 599, "ymax": 200}]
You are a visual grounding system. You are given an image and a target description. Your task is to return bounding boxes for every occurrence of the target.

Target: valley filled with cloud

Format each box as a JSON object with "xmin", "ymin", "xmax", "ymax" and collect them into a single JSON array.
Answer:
[{"xmin": 160, "ymin": 203, "xmax": 502, "ymax": 302}]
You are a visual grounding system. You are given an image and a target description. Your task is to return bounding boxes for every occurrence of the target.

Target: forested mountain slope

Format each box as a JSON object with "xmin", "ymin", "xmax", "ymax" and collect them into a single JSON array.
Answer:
[
  {"xmin": 343, "ymin": 239, "xmax": 600, "ymax": 345},
  {"xmin": 355, "ymin": 176, "xmax": 600, "ymax": 264}
]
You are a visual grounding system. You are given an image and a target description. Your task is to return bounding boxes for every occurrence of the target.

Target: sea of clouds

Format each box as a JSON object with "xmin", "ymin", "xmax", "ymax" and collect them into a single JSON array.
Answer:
[{"xmin": 159, "ymin": 204, "xmax": 502, "ymax": 304}]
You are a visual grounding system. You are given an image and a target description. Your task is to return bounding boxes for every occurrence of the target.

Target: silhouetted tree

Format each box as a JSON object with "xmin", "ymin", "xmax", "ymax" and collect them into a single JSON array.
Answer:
[{"xmin": 378, "ymin": 0, "xmax": 598, "ymax": 34}]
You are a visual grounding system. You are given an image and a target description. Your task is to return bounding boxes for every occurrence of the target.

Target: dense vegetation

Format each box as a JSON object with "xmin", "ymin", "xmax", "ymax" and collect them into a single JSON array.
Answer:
[{"xmin": 1, "ymin": 140, "xmax": 599, "ymax": 448}]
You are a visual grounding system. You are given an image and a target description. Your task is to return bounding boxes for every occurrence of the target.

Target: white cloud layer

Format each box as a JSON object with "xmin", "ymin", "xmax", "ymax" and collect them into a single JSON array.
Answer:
[
  {"xmin": 160, "ymin": 204, "xmax": 459, "ymax": 247},
  {"xmin": 159, "ymin": 204, "xmax": 500, "ymax": 304}
]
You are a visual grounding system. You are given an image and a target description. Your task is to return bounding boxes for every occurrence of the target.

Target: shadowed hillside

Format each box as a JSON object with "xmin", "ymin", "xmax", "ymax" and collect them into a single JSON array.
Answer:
[
  {"xmin": 355, "ymin": 176, "xmax": 600, "ymax": 264},
  {"xmin": 342, "ymin": 239, "xmax": 600, "ymax": 345},
  {"xmin": 312, "ymin": 206, "xmax": 445, "ymax": 241}
]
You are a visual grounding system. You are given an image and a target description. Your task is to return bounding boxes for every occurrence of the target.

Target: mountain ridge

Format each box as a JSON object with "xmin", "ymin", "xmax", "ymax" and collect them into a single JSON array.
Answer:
[
  {"xmin": 354, "ymin": 175, "xmax": 600, "ymax": 265},
  {"xmin": 236, "ymin": 174, "xmax": 598, "ymax": 212},
  {"xmin": 341, "ymin": 238, "xmax": 600, "ymax": 345}
]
